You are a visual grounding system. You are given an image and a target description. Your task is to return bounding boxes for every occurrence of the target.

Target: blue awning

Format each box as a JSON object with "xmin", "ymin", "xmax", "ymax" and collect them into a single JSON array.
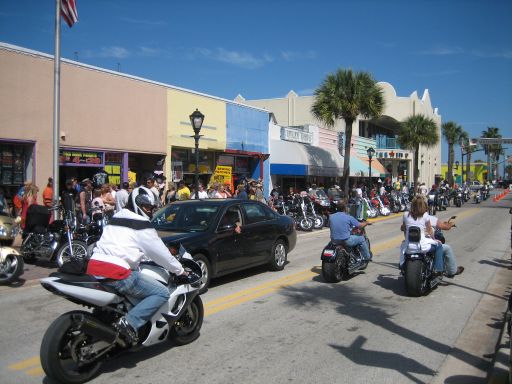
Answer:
[{"xmin": 269, "ymin": 140, "xmax": 344, "ymax": 177}]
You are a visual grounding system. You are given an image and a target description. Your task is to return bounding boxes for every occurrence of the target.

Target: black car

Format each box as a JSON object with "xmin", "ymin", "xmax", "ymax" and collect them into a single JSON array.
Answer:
[{"xmin": 151, "ymin": 199, "xmax": 297, "ymax": 291}]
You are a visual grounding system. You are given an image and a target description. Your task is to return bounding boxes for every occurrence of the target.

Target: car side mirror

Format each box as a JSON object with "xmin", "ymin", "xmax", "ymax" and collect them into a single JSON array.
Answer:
[{"xmin": 218, "ymin": 223, "xmax": 235, "ymax": 232}]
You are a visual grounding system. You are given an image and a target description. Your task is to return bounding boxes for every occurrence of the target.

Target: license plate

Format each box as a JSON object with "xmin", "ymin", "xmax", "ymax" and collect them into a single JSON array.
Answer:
[{"xmin": 323, "ymin": 249, "xmax": 335, "ymax": 257}]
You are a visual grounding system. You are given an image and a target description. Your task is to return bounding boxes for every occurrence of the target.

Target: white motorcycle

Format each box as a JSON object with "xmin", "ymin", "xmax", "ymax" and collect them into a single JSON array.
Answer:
[
  {"xmin": 39, "ymin": 251, "xmax": 203, "ymax": 383},
  {"xmin": 0, "ymin": 244, "xmax": 24, "ymax": 284}
]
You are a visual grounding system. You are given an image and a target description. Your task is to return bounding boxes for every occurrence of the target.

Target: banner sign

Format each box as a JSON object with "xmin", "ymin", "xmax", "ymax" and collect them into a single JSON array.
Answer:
[
  {"xmin": 60, "ymin": 150, "xmax": 103, "ymax": 165},
  {"xmin": 211, "ymin": 165, "xmax": 232, "ymax": 190}
]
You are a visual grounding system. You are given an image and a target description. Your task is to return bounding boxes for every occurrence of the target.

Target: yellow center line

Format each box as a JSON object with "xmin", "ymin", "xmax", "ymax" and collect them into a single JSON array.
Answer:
[{"xmin": 7, "ymin": 206, "xmax": 482, "ymax": 378}]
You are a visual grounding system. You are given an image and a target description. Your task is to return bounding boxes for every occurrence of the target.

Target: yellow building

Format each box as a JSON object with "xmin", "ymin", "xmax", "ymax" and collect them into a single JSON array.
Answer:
[{"xmin": 441, "ymin": 162, "xmax": 488, "ymax": 184}]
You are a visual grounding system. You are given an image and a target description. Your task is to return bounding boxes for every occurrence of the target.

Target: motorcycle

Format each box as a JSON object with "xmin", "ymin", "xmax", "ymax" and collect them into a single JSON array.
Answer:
[
  {"xmin": 309, "ymin": 189, "xmax": 332, "ymax": 226},
  {"xmin": 21, "ymin": 204, "xmax": 88, "ymax": 266},
  {"xmin": 304, "ymin": 195, "xmax": 325, "ymax": 229},
  {"xmin": 371, "ymin": 195, "xmax": 391, "ymax": 216},
  {"xmin": 428, "ymin": 193, "xmax": 437, "ymax": 215},
  {"xmin": 0, "ymin": 243, "xmax": 24, "ymax": 284},
  {"xmin": 321, "ymin": 222, "xmax": 372, "ymax": 283},
  {"xmin": 39, "ymin": 253, "xmax": 203, "ymax": 384},
  {"xmin": 452, "ymin": 190, "xmax": 462, "ymax": 208},
  {"xmin": 401, "ymin": 217, "xmax": 455, "ymax": 297},
  {"xmin": 289, "ymin": 194, "xmax": 313, "ymax": 231},
  {"xmin": 474, "ymin": 191, "xmax": 481, "ymax": 204}
]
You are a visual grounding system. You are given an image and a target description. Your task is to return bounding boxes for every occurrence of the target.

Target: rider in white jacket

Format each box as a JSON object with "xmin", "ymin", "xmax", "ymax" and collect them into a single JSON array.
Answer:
[{"xmin": 86, "ymin": 186, "xmax": 187, "ymax": 344}]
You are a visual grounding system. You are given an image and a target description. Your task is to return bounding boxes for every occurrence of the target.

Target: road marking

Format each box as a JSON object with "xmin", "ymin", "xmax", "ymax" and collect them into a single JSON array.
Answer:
[{"xmin": 6, "ymin": 206, "xmax": 481, "ymax": 378}]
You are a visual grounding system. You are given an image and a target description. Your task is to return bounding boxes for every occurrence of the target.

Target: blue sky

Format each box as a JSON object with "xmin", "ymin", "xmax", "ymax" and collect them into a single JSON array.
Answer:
[{"xmin": 1, "ymin": 0, "xmax": 511, "ymax": 162}]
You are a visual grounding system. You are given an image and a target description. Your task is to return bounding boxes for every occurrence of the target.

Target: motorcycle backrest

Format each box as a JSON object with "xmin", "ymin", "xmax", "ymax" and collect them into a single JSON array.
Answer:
[
  {"xmin": 407, "ymin": 226, "xmax": 421, "ymax": 243},
  {"xmin": 24, "ymin": 205, "xmax": 51, "ymax": 233}
]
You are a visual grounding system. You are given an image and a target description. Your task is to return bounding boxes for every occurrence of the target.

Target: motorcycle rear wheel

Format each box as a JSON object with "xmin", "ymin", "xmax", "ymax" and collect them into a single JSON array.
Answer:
[
  {"xmin": 322, "ymin": 252, "xmax": 346, "ymax": 283},
  {"xmin": 0, "ymin": 254, "xmax": 24, "ymax": 284},
  {"xmin": 404, "ymin": 260, "xmax": 428, "ymax": 297},
  {"xmin": 169, "ymin": 295, "xmax": 204, "ymax": 345},
  {"xmin": 40, "ymin": 311, "xmax": 103, "ymax": 384}
]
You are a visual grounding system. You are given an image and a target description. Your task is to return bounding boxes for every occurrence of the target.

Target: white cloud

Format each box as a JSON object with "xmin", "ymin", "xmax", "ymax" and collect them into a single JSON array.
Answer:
[
  {"xmin": 281, "ymin": 50, "xmax": 317, "ymax": 61},
  {"xmin": 193, "ymin": 47, "xmax": 273, "ymax": 69},
  {"xmin": 138, "ymin": 46, "xmax": 164, "ymax": 57},
  {"xmin": 417, "ymin": 46, "xmax": 464, "ymax": 56},
  {"xmin": 471, "ymin": 49, "xmax": 512, "ymax": 59},
  {"xmin": 83, "ymin": 46, "xmax": 131, "ymax": 59}
]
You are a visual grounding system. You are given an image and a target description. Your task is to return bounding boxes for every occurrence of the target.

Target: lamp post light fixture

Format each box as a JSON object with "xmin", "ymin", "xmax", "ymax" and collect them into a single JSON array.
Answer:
[
  {"xmin": 367, "ymin": 147, "xmax": 375, "ymax": 187},
  {"xmin": 189, "ymin": 109, "xmax": 205, "ymax": 199}
]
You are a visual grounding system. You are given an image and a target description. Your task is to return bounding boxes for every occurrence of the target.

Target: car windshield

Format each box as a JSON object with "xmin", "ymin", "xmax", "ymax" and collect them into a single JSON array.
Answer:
[
  {"xmin": 327, "ymin": 189, "xmax": 342, "ymax": 199},
  {"xmin": 151, "ymin": 204, "xmax": 219, "ymax": 232},
  {"xmin": 310, "ymin": 189, "xmax": 328, "ymax": 199}
]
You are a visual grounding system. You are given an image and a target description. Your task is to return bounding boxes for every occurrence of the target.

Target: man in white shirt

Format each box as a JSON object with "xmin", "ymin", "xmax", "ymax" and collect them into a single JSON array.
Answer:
[{"xmin": 115, "ymin": 182, "xmax": 130, "ymax": 212}]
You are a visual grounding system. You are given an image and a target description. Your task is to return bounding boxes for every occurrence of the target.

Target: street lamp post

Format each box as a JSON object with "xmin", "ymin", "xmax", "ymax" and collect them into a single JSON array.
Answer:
[
  {"xmin": 189, "ymin": 109, "xmax": 205, "ymax": 199},
  {"xmin": 367, "ymin": 147, "xmax": 375, "ymax": 188}
]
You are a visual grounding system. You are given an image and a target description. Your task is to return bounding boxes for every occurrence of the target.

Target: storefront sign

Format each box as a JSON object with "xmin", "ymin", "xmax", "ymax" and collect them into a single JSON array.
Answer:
[
  {"xmin": 60, "ymin": 150, "xmax": 103, "ymax": 165},
  {"xmin": 282, "ymin": 128, "xmax": 313, "ymax": 144}
]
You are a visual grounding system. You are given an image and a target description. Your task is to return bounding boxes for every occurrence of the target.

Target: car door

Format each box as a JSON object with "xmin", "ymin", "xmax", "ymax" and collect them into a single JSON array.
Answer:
[
  {"xmin": 212, "ymin": 204, "xmax": 246, "ymax": 273},
  {"xmin": 241, "ymin": 202, "xmax": 277, "ymax": 265}
]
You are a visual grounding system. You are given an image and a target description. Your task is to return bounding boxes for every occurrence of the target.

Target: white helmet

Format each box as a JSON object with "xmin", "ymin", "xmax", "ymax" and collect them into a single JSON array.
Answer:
[{"xmin": 126, "ymin": 186, "xmax": 157, "ymax": 219}]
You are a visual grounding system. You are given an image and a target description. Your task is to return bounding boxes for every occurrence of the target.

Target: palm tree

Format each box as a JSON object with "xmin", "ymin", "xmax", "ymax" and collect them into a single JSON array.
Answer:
[
  {"xmin": 481, "ymin": 127, "xmax": 502, "ymax": 181},
  {"xmin": 397, "ymin": 115, "xmax": 439, "ymax": 188},
  {"xmin": 442, "ymin": 121, "xmax": 463, "ymax": 185},
  {"xmin": 311, "ymin": 68, "xmax": 385, "ymax": 195},
  {"xmin": 458, "ymin": 130, "xmax": 469, "ymax": 184}
]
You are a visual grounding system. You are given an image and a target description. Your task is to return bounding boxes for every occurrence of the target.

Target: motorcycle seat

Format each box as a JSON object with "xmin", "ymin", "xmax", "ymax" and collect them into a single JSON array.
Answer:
[{"xmin": 49, "ymin": 271, "xmax": 101, "ymax": 283}]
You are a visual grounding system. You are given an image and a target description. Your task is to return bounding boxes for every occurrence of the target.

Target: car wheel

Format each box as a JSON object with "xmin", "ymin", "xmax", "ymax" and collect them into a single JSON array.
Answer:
[
  {"xmin": 193, "ymin": 253, "xmax": 211, "ymax": 294},
  {"xmin": 269, "ymin": 240, "xmax": 287, "ymax": 271}
]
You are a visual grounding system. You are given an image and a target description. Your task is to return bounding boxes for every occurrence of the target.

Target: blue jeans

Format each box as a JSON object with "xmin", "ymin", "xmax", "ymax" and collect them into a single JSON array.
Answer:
[
  {"xmin": 430, "ymin": 242, "xmax": 444, "ymax": 272},
  {"xmin": 103, "ymin": 271, "xmax": 170, "ymax": 330},
  {"xmin": 340, "ymin": 235, "xmax": 371, "ymax": 261},
  {"xmin": 442, "ymin": 244, "xmax": 457, "ymax": 275}
]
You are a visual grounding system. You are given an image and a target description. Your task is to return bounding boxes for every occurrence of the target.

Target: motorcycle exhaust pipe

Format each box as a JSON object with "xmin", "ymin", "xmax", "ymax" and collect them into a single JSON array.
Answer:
[{"xmin": 72, "ymin": 313, "xmax": 125, "ymax": 346}]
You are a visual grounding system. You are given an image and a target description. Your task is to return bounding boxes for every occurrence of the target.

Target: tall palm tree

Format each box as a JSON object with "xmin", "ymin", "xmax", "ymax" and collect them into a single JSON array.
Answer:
[
  {"xmin": 481, "ymin": 127, "xmax": 502, "ymax": 181},
  {"xmin": 458, "ymin": 130, "xmax": 469, "ymax": 184},
  {"xmin": 311, "ymin": 68, "xmax": 385, "ymax": 195},
  {"xmin": 442, "ymin": 121, "xmax": 463, "ymax": 185},
  {"xmin": 397, "ymin": 115, "xmax": 439, "ymax": 187}
]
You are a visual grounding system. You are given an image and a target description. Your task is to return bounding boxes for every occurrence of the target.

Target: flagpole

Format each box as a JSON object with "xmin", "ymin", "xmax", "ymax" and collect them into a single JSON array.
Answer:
[{"xmin": 52, "ymin": 0, "xmax": 61, "ymax": 209}]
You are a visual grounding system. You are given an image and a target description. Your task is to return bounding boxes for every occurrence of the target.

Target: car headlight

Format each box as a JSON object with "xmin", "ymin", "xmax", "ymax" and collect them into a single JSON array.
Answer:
[{"xmin": 0, "ymin": 225, "xmax": 7, "ymax": 236}]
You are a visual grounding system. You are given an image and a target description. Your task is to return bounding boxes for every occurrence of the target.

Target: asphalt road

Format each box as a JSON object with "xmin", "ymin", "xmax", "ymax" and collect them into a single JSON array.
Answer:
[{"xmin": 0, "ymin": 193, "xmax": 511, "ymax": 384}]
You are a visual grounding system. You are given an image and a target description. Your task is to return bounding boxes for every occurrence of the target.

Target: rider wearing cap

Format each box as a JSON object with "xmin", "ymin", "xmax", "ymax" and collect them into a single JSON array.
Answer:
[{"xmin": 86, "ymin": 186, "xmax": 188, "ymax": 344}]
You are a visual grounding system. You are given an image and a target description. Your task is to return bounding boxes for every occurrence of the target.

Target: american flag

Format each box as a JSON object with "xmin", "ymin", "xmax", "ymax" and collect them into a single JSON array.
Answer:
[{"xmin": 61, "ymin": 0, "xmax": 78, "ymax": 28}]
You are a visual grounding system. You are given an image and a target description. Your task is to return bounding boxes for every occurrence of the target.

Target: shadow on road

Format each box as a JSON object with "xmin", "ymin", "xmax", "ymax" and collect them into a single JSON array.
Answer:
[{"xmin": 279, "ymin": 282, "xmax": 492, "ymax": 383}]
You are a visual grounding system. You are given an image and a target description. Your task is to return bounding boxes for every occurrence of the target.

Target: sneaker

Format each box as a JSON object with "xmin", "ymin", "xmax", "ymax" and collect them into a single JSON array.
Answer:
[
  {"xmin": 446, "ymin": 266, "xmax": 464, "ymax": 278},
  {"xmin": 114, "ymin": 317, "xmax": 138, "ymax": 345}
]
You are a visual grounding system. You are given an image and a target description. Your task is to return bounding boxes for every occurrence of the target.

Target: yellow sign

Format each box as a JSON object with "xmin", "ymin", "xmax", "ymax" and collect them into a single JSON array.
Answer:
[{"xmin": 210, "ymin": 166, "xmax": 232, "ymax": 189}]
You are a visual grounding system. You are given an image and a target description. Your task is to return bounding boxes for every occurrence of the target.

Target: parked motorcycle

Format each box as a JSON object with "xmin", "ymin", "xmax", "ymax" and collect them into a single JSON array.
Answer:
[
  {"xmin": 428, "ymin": 193, "xmax": 437, "ymax": 215},
  {"xmin": 289, "ymin": 194, "xmax": 313, "ymax": 231},
  {"xmin": 371, "ymin": 195, "xmax": 390, "ymax": 216},
  {"xmin": 39, "ymin": 254, "xmax": 203, "ymax": 383},
  {"xmin": 21, "ymin": 204, "xmax": 88, "ymax": 266},
  {"xmin": 309, "ymin": 189, "xmax": 332, "ymax": 226},
  {"xmin": 0, "ymin": 243, "xmax": 24, "ymax": 284},
  {"xmin": 304, "ymin": 195, "xmax": 325, "ymax": 229},
  {"xmin": 321, "ymin": 222, "xmax": 372, "ymax": 283}
]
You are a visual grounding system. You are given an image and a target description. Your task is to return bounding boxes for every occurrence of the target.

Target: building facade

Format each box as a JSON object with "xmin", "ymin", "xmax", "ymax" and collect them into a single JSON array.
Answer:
[
  {"xmin": 0, "ymin": 43, "xmax": 271, "ymax": 202},
  {"xmin": 237, "ymin": 81, "xmax": 442, "ymax": 188}
]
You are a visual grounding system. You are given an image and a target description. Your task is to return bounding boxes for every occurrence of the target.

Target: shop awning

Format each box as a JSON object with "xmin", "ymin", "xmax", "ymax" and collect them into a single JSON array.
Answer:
[
  {"xmin": 349, "ymin": 150, "xmax": 387, "ymax": 177},
  {"xmin": 269, "ymin": 140, "xmax": 344, "ymax": 177}
]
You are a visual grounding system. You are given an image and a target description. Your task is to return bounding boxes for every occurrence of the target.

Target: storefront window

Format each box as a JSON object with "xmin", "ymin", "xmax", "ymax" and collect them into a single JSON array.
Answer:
[{"xmin": 0, "ymin": 144, "xmax": 29, "ymax": 185}]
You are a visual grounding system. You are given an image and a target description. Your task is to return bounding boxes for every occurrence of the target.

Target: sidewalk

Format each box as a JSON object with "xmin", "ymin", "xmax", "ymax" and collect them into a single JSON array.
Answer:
[{"xmin": 432, "ymin": 252, "xmax": 511, "ymax": 384}]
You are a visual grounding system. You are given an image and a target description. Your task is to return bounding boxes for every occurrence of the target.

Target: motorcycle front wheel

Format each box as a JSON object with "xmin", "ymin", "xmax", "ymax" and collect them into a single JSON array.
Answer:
[
  {"xmin": 298, "ymin": 217, "xmax": 313, "ymax": 231},
  {"xmin": 169, "ymin": 295, "xmax": 204, "ymax": 346},
  {"xmin": 56, "ymin": 240, "xmax": 88, "ymax": 267},
  {"xmin": 310, "ymin": 215, "xmax": 325, "ymax": 229},
  {"xmin": 40, "ymin": 311, "xmax": 104, "ymax": 384},
  {"xmin": 0, "ymin": 254, "xmax": 24, "ymax": 284}
]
